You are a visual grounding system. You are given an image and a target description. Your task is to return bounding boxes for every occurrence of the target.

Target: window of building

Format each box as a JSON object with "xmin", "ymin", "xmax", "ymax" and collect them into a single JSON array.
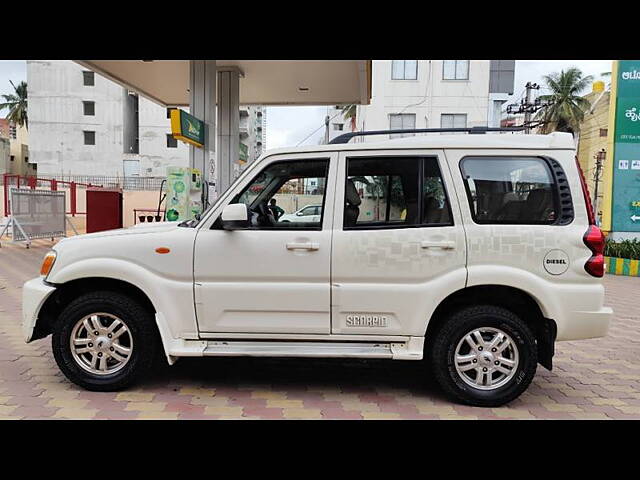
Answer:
[
  {"xmin": 9, "ymin": 124, "xmax": 16, "ymax": 139},
  {"xmin": 391, "ymin": 60, "xmax": 418, "ymax": 80},
  {"xmin": 83, "ymin": 130, "xmax": 96, "ymax": 145},
  {"xmin": 599, "ymin": 128, "xmax": 608, "ymax": 137},
  {"xmin": 441, "ymin": 114, "xmax": 467, "ymax": 130},
  {"xmin": 83, "ymin": 101, "xmax": 95, "ymax": 116},
  {"xmin": 443, "ymin": 60, "xmax": 470, "ymax": 80},
  {"xmin": 389, "ymin": 113, "xmax": 416, "ymax": 138},
  {"xmin": 166, "ymin": 134, "xmax": 178, "ymax": 148},
  {"xmin": 83, "ymin": 71, "xmax": 95, "ymax": 86},
  {"xmin": 344, "ymin": 157, "xmax": 452, "ymax": 229},
  {"xmin": 10, "ymin": 155, "xmax": 14, "ymax": 162},
  {"xmin": 24, "ymin": 156, "xmax": 29, "ymax": 163},
  {"xmin": 333, "ymin": 123, "xmax": 344, "ymax": 131},
  {"xmin": 230, "ymin": 159, "xmax": 329, "ymax": 230},
  {"xmin": 460, "ymin": 157, "xmax": 558, "ymax": 224}
]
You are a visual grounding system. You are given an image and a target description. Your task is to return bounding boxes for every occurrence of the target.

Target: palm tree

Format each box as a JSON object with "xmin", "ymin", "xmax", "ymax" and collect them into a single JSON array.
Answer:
[
  {"xmin": 0, "ymin": 80, "xmax": 28, "ymax": 129},
  {"xmin": 341, "ymin": 104, "xmax": 357, "ymax": 132},
  {"xmin": 534, "ymin": 68, "xmax": 592, "ymax": 136}
]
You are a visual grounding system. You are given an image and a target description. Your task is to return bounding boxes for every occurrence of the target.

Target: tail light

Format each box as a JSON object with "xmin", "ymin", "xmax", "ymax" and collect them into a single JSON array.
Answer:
[{"xmin": 583, "ymin": 225, "xmax": 605, "ymax": 277}]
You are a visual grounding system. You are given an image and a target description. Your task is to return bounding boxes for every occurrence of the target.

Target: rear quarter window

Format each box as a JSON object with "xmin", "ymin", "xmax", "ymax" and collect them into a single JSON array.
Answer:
[{"xmin": 460, "ymin": 156, "xmax": 565, "ymax": 225}]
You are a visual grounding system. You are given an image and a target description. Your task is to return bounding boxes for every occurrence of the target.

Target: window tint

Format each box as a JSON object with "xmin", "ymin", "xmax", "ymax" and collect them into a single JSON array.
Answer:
[
  {"xmin": 345, "ymin": 157, "xmax": 452, "ymax": 229},
  {"xmin": 232, "ymin": 159, "xmax": 329, "ymax": 229},
  {"xmin": 166, "ymin": 134, "xmax": 177, "ymax": 148},
  {"xmin": 461, "ymin": 157, "xmax": 557, "ymax": 224}
]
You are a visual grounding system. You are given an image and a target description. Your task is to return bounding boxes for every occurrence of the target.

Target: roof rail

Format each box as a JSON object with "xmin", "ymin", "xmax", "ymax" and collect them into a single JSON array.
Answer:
[{"xmin": 328, "ymin": 126, "xmax": 528, "ymax": 144}]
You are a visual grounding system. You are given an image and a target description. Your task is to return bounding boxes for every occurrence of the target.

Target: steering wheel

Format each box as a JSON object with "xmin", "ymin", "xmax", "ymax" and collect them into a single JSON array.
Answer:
[{"xmin": 254, "ymin": 201, "xmax": 276, "ymax": 227}]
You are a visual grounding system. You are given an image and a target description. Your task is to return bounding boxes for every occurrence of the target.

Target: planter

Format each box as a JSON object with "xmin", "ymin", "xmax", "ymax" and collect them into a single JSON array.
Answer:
[{"xmin": 605, "ymin": 256, "xmax": 640, "ymax": 277}]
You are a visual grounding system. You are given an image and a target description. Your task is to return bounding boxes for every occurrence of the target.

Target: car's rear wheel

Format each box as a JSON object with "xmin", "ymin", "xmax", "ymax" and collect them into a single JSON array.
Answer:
[
  {"xmin": 52, "ymin": 291, "xmax": 159, "ymax": 391},
  {"xmin": 430, "ymin": 305, "xmax": 537, "ymax": 407}
]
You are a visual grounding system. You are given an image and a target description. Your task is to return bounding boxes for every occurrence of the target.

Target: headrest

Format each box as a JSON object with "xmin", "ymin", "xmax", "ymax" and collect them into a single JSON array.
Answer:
[
  {"xmin": 346, "ymin": 179, "xmax": 362, "ymax": 206},
  {"xmin": 526, "ymin": 188, "xmax": 549, "ymax": 205}
]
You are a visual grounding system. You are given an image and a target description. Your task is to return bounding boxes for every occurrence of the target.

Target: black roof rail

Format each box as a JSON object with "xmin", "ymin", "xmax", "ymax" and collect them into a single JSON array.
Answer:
[{"xmin": 328, "ymin": 126, "xmax": 528, "ymax": 144}]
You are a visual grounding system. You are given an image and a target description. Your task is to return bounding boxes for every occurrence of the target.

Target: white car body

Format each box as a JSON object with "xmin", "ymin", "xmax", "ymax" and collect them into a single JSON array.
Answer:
[
  {"xmin": 23, "ymin": 132, "xmax": 612, "ymax": 372},
  {"xmin": 278, "ymin": 205, "xmax": 322, "ymax": 224}
]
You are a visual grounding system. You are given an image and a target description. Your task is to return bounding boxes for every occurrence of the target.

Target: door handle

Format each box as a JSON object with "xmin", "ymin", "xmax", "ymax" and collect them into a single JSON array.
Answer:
[
  {"xmin": 286, "ymin": 242, "xmax": 320, "ymax": 251},
  {"xmin": 420, "ymin": 240, "xmax": 456, "ymax": 250}
]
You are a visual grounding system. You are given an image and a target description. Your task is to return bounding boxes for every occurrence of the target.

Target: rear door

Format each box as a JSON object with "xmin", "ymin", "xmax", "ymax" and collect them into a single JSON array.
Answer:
[{"xmin": 330, "ymin": 149, "xmax": 467, "ymax": 336}]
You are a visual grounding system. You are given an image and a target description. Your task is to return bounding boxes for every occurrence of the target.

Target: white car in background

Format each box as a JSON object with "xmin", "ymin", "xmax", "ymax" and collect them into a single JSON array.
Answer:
[{"xmin": 278, "ymin": 204, "xmax": 323, "ymax": 223}]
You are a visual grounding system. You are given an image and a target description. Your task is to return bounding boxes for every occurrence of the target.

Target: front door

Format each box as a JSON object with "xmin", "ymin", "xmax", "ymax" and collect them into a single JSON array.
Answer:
[
  {"xmin": 330, "ymin": 149, "xmax": 467, "ymax": 336},
  {"xmin": 193, "ymin": 153, "xmax": 336, "ymax": 334}
]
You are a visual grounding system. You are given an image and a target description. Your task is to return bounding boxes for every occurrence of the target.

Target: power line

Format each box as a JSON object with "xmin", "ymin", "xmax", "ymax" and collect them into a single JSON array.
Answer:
[{"xmin": 296, "ymin": 110, "xmax": 343, "ymax": 146}]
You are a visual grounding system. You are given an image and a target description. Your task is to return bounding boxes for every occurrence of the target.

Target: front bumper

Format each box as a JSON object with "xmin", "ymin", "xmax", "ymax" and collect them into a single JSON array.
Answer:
[{"xmin": 22, "ymin": 277, "xmax": 57, "ymax": 343}]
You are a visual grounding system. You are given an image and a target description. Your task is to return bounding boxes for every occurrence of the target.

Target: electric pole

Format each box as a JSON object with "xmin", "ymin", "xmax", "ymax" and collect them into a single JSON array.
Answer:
[
  {"xmin": 592, "ymin": 148, "xmax": 606, "ymax": 221},
  {"xmin": 323, "ymin": 114, "xmax": 330, "ymax": 144},
  {"xmin": 506, "ymin": 82, "xmax": 546, "ymax": 133}
]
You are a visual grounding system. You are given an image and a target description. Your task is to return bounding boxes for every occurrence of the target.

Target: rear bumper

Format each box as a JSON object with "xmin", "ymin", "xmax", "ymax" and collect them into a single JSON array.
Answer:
[
  {"xmin": 22, "ymin": 277, "xmax": 57, "ymax": 343},
  {"xmin": 555, "ymin": 306, "xmax": 613, "ymax": 341}
]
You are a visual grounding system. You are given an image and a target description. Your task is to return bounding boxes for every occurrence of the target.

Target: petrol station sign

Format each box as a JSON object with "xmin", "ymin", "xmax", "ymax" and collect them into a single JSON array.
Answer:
[
  {"xmin": 170, "ymin": 109, "xmax": 205, "ymax": 148},
  {"xmin": 612, "ymin": 60, "xmax": 640, "ymax": 232}
]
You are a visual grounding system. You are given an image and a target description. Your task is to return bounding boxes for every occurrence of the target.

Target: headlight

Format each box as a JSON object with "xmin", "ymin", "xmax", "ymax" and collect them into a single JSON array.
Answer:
[{"xmin": 40, "ymin": 251, "xmax": 57, "ymax": 278}]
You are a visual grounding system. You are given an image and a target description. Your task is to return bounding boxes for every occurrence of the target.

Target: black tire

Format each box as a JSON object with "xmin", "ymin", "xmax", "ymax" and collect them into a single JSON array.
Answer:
[
  {"xmin": 430, "ymin": 305, "xmax": 537, "ymax": 407},
  {"xmin": 52, "ymin": 290, "xmax": 160, "ymax": 391}
]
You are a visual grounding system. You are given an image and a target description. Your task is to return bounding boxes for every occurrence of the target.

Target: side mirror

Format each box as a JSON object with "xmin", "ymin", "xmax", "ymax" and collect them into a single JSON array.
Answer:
[
  {"xmin": 221, "ymin": 203, "xmax": 249, "ymax": 230},
  {"xmin": 296, "ymin": 211, "xmax": 304, "ymax": 216}
]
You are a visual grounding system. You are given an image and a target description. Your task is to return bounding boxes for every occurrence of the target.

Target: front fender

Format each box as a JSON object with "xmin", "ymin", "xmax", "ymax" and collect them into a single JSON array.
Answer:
[{"xmin": 48, "ymin": 257, "xmax": 199, "ymax": 346}]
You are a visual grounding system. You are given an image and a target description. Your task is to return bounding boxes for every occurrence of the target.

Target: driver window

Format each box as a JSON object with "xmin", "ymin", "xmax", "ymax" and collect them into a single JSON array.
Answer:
[{"xmin": 231, "ymin": 159, "xmax": 329, "ymax": 229}]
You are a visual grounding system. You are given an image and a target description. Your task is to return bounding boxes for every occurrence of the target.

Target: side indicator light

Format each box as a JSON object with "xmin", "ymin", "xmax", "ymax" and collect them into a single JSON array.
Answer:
[{"xmin": 155, "ymin": 247, "xmax": 171, "ymax": 254}]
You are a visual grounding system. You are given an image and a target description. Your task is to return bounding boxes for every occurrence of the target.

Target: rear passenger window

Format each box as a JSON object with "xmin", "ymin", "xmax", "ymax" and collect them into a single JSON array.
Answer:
[
  {"xmin": 461, "ymin": 157, "xmax": 557, "ymax": 224},
  {"xmin": 344, "ymin": 157, "xmax": 452, "ymax": 229}
]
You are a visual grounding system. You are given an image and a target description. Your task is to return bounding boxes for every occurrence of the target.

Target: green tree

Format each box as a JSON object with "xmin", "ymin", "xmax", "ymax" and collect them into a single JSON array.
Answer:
[
  {"xmin": 535, "ymin": 68, "xmax": 592, "ymax": 135},
  {"xmin": 341, "ymin": 104, "xmax": 357, "ymax": 132},
  {"xmin": 0, "ymin": 80, "xmax": 28, "ymax": 129}
]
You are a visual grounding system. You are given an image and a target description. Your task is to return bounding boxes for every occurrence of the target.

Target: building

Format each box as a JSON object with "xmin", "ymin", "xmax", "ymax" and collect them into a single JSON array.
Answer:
[
  {"xmin": 577, "ymin": 82, "xmax": 611, "ymax": 219},
  {"xmin": 0, "ymin": 118, "xmax": 32, "ymax": 176},
  {"xmin": 28, "ymin": 60, "xmax": 268, "ymax": 181},
  {"xmin": 239, "ymin": 105, "xmax": 266, "ymax": 171},
  {"xmin": 28, "ymin": 60, "xmax": 190, "ymax": 179},
  {"xmin": 353, "ymin": 60, "xmax": 514, "ymax": 140}
]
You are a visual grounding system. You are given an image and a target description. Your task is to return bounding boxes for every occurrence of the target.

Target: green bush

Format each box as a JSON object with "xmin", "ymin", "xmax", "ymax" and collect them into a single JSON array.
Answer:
[{"xmin": 604, "ymin": 238, "xmax": 640, "ymax": 260}]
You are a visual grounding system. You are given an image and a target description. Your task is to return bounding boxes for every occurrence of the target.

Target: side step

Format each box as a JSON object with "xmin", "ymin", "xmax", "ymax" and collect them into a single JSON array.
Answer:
[{"xmin": 203, "ymin": 341, "xmax": 394, "ymax": 359}]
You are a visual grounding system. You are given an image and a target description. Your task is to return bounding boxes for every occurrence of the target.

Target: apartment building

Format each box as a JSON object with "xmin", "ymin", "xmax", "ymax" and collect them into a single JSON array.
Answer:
[
  {"xmin": 27, "ymin": 60, "xmax": 190, "ymax": 178},
  {"xmin": 28, "ymin": 60, "xmax": 266, "ymax": 180},
  {"xmin": 0, "ymin": 118, "xmax": 32, "ymax": 176},
  {"xmin": 354, "ymin": 60, "xmax": 515, "ymax": 140}
]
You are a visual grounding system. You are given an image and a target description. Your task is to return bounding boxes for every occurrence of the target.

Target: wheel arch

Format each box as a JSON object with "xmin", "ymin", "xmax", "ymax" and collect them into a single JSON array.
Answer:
[
  {"xmin": 33, "ymin": 277, "xmax": 157, "ymax": 342},
  {"xmin": 425, "ymin": 285, "xmax": 557, "ymax": 370}
]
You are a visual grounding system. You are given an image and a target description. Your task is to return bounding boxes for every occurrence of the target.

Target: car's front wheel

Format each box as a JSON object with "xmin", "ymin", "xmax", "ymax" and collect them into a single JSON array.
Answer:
[
  {"xmin": 430, "ymin": 305, "xmax": 537, "ymax": 407},
  {"xmin": 52, "ymin": 291, "xmax": 159, "ymax": 391}
]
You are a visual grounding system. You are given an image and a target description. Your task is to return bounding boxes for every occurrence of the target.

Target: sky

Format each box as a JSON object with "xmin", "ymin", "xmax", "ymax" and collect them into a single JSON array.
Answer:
[{"xmin": 0, "ymin": 60, "xmax": 613, "ymax": 148}]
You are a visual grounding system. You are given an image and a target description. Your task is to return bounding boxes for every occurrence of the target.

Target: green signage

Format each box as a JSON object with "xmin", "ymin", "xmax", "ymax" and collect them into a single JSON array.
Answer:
[
  {"xmin": 170, "ymin": 109, "xmax": 205, "ymax": 148},
  {"xmin": 612, "ymin": 60, "xmax": 640, "ymax": 232}
]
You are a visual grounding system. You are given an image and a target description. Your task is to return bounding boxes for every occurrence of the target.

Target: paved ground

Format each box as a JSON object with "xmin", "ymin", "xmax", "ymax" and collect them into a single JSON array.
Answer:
[{"xmin": 1, "ymin": 238, "xmax": 639, "ymax": 420}]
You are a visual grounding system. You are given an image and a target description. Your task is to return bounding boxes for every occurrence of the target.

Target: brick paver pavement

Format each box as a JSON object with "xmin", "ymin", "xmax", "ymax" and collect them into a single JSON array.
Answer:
[{"xmin": 1, "ymin": 238, "xmax": 639, "ymax": 419}]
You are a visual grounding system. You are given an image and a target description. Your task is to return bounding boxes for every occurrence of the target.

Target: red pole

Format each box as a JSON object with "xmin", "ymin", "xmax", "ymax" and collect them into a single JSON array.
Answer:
[
  {"xmin": 2, "ymin": 174, "xmax": 7, "ymax": 216},
  {"xmin": 28, "ymin": 176, "xmax": 36, "ymax": 189},
  {"xmin": 51, "ymin": 179, "xmax": 57, "ymax": 191},
  {"xmin": 70, "ymin": 182, "xmax": 77, "ymax": 217}
]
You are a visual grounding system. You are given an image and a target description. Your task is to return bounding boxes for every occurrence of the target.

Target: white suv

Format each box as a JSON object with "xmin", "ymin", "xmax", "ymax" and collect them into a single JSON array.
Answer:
[
  {"xmin": 278, "ymin": 204, "xmax": 323, "ymax": 224},
  {"xmin": 22, "ymin": 130, "xmax": 612, "ymax": 406}
]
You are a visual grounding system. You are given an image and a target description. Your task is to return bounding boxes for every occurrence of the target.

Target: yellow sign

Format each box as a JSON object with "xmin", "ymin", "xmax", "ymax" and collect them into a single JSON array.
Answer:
[{"xmin": 170, "ymin": 109, "xmax": 205, "ymax": 148}]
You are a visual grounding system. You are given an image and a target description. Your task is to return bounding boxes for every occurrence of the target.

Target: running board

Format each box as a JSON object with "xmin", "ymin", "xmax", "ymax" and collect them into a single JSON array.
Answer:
[
  {"xmin": 201, "ymin": 338, "xmax": 424, "ymax": 360},
  {"xmin": 204, "ymin": 341, "xmax": 393, "ymax": 359}
]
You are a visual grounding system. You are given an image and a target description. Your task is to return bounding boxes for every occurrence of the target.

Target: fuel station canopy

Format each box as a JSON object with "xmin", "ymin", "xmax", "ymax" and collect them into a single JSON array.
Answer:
[{"xmin": 75, "ymin": 60, "xmax": 372, "ymax": 107}]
